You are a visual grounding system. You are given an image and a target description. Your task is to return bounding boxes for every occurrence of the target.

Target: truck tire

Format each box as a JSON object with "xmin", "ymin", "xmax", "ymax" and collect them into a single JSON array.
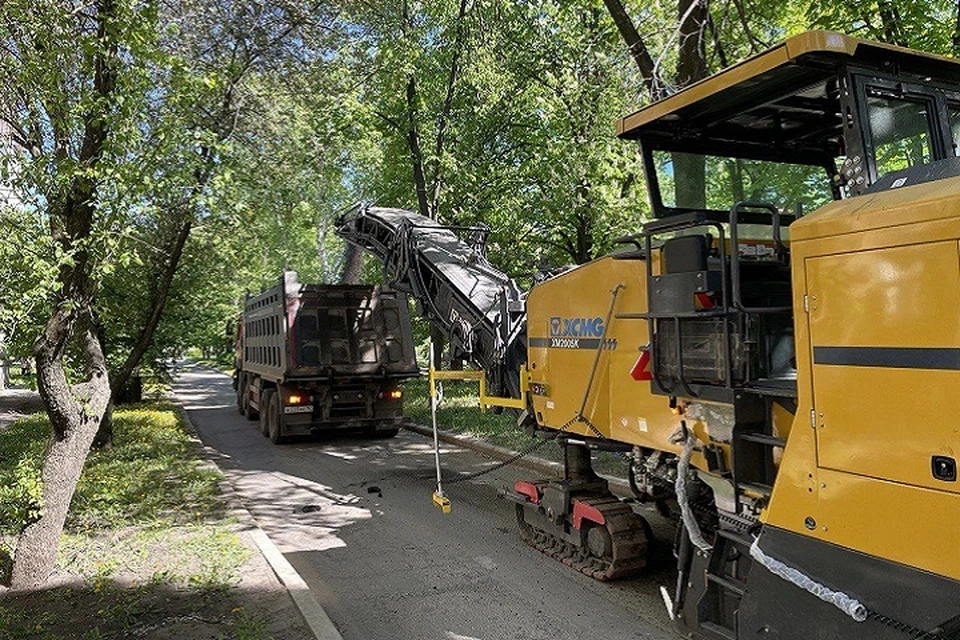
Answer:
[
  {"xmin": 259, "ymin": 389, "xmax": 275, "ymax": 437},
  {"xmin": 246, "ymin": 378, "xmax": 260, "ymax": 421},
  {"xmin": 237, "ymin": 375, "xmax": 248, "ymax": 416},
  {"xmin": 372, "ymin": 427, "xmax": 400, "ymax": 439},
  {"xmin": 267, "ymin": 391, "xmax": 289, "ymax": 445}
]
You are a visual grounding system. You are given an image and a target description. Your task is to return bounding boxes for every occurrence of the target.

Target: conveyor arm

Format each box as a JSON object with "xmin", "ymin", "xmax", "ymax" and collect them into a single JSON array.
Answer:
[{"xmin": 336, "ymin": 205, "xmax": 527, "ymax": 399}]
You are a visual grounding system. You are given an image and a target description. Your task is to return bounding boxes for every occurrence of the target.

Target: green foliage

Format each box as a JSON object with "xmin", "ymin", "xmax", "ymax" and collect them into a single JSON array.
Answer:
[
  {"xmin": 69, "ymin": 405, "xmax": 223, "ymax": 531},
  {"xmin": 0, "ymin": 404, "xmax": 223, "ymax": 536},
  {"xmin": 804, "ymin": 0, "xmax": 956, "ymax": 53},
  {"xmin": 0, "ymin": 415, "xmax": 48, "ymax": 535},
  {"xmin": 3, "ymin": 0, "xmax": 958, "ymax": 422},
  {"xmin": 403, "ymin": 377, "xmax": 539, "ymax": 452},
  {"xmin": 0, "ymin": 402, "xmax": 263, "ymax": 639}
]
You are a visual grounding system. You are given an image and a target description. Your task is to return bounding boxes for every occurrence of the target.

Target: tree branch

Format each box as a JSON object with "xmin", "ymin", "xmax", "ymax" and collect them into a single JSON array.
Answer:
[{"xmin": 601, "ymin": 0, "xmax": 664, "ymax": 100}]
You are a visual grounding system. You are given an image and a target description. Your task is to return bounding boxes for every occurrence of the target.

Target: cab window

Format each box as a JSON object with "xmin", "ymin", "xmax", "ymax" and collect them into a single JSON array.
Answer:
[
  {"xmin": 949, "ymin": 104, "xmax": 960, "ymax": 156},
  {"xmin": 866, "ymin": 91, "xmax": 934, "ymax": 177}
]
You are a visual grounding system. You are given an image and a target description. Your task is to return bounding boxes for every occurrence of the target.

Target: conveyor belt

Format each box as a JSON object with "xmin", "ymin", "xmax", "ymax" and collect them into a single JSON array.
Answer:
[{"xmin": 337, "ymin": 205, "xmax": 527, "ymax": 398}]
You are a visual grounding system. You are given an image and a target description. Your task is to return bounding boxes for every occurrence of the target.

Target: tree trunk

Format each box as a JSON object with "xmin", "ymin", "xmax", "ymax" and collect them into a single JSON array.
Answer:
[
  {"xmin": 877, "ymin": 0, "xmax": 908, "ymax": 47},
  {"xmin": 10, "ymin": 0, "xmax": 117, "ymax": 588},
  {"xmin": 12, "ymin": 314, "xmax": 110, "ymax": 589},
  {"xmin": 429, "ymin": 326, "xmax": 446, "ymax": 370},
  {"xmin": 406, "ymin": 76, "xmax": 432, "ymax": 219},
  {"xmin": 429, "ymin": 0, "xmax": 470, "ymax": 218},
  {"xmin": 94, "ymin": 218, "xmax": 192, "ymax": 447},
  {"xmin": 601, "ymin": 0, "xmax": 663, "ymax": 100},
  {"xmin": 339, "ymin": 242, "xmax": 364, "ymax": 284},
  {"xmin": 676, "ymin": 0, "xmax": 708, "ymax": 90},
  {"xmin": 0, "ymin": 336, "xmax": 7, "ymax": 390},
  {"xmin": 672, "ymin": 0, "xmax": 709, "ymax": 209},
  {"xmin": 954, "ymin": 1, "xmax": 960, "ymax": 58}
]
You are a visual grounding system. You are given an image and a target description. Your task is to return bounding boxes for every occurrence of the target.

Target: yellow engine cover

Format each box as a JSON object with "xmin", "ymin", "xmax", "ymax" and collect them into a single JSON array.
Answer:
[
  {"xmin": 768, "ymin": 174, "xmax": 960, "ymax": 582},
  {"xmin": 526, "ymin": 255, "xmax": 688, "ymax": 455}
]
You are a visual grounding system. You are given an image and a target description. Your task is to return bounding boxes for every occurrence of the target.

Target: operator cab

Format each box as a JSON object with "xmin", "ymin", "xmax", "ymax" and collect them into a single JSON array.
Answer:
[{"xmin": 617, "ymin": 30, "xmax": 960, "ymax": 404}]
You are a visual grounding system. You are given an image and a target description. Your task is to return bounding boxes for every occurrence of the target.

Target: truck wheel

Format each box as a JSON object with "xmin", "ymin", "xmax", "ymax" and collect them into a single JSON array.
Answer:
[
  {"xmin": 259, "ymin": 389, "xmax": 274, "ymax": 437},
  {"xmin": 268, "ymin": 392, "xmax": 288, "ymax": 445},
  {"xmin": 238, "ymin": 376, "xmax": 248, "ymax": 416}
]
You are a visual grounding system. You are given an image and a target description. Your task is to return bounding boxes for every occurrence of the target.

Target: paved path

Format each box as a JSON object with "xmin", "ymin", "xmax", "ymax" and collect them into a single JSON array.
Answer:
[
  {"xmin": 0, "ymin": 386, "xmax": 42, "ymax": 431},
  {"xmin": 173, "ymin": 365, "xmax": 677, "ymax": 640}
]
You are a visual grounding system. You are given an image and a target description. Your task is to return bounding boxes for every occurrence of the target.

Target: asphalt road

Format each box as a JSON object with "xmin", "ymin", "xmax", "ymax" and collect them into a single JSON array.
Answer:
[{"xmin": 173, "ymin": 365, "xmax": 678, "ymax": 640}]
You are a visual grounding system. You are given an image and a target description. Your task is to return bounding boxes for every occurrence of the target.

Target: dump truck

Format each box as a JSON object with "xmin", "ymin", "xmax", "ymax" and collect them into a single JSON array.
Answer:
[
  {"xmin": 339, "ymin": 31, "xmax": 960, "ymax": 640},
  {"xmin": 234, "ymin": 272, "xmax": 419, "ymax": 443}
]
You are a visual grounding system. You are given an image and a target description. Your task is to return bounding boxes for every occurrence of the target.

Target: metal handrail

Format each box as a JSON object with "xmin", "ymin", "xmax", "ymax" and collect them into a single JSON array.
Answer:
[{"xmin": 729, "ymin": 201, "xmax": 792, "ymax": 315}]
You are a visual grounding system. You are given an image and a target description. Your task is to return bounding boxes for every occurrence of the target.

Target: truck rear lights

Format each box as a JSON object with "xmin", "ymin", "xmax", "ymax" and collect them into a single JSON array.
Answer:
[
  {"xmin": 287, "ymin": 393, "xmax": 309, "ymax": 405},
  {"xmin": 379, "ymin": 389, "xmax": 403, "ymax": 399}
]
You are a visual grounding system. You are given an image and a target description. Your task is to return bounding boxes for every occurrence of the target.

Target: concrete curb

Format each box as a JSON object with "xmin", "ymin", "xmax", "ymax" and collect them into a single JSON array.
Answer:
[
  {"xmin": 176, "ymin": 406, "xmax": 343, "ymax": 640},
  {"xmin": 402, "ymin": 423, "xmax": 632, "ymax": 497}
]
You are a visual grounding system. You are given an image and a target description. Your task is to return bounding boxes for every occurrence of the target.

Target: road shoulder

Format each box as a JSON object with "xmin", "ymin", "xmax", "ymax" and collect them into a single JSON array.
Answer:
[{"xmin": 177, "ymin": 405, "xmax": 343, "ymax": 640}]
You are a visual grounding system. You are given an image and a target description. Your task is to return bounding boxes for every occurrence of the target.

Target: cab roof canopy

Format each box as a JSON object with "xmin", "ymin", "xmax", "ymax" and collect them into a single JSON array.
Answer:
[{"xmin": 616, "ymin": 30, "xmax": 960, "ymax": 166}]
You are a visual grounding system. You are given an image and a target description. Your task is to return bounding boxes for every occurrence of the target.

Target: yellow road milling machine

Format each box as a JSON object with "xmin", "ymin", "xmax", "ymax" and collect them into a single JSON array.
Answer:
[{"xmin": 338, "ymin": 31, "xmax": 960, "ymax": 640}]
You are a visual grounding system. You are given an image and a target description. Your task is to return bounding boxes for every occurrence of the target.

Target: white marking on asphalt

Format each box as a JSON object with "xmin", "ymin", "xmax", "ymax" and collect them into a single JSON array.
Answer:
[
  {"xmin": 322, "ymin": 450, "xmax": 359, "ymax": 460},
  {"xmin": 474, "ymin": 556, "xmax": 497, "ymax": 571}
]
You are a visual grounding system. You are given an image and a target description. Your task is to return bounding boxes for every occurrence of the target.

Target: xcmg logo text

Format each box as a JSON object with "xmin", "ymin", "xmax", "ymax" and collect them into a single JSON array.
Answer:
[{"xmin": 549, "ymin": 316, "xmax": 605, "ymax": 338}]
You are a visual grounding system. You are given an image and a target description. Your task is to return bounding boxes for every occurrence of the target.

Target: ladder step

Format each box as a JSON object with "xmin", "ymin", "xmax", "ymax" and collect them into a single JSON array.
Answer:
[
  {"xmin": 716, "ymin": 528, "xmax": 754, "ymax": 547},
  {"xmin": 706, "ymin": 572, "xmax": 746, "ymax": 597},
  {"xmin": 701, "ymin": 621, "xmax": 737, "ymax": 640},
  {"xmin": 739, "ymin": 432, "xmax": 786, "ymax": 448}
]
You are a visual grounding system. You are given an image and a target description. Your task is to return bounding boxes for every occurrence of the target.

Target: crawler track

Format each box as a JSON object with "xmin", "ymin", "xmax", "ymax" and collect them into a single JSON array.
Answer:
[{"xmin": 516, "ymin": 498, "xmax": 649, "ymax": 580}]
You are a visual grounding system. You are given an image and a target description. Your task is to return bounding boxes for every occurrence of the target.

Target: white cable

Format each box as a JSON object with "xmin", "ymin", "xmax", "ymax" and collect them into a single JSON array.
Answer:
[
  {"xmin": 674, "ymin": 428, "xmax": 712, "ymax": 552},
  {"xmin": 749, "ymin": 537, "xmax": 868, "ymax": 622}
]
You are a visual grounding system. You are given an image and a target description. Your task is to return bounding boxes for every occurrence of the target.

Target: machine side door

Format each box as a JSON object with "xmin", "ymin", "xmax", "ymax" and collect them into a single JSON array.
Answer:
[{"xmin": 805, "ymin": 241, "xmax": 960, "ymax": 494}]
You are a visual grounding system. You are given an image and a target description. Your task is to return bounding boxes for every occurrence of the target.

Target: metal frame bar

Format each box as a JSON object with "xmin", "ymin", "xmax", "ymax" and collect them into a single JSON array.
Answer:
[{"xmin": 428, "ymin": 365, "xmax": 529, "ymax": 412}]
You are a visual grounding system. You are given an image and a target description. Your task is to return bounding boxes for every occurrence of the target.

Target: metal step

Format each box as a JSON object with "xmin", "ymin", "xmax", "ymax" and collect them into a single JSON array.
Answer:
[
  {"xmin": 743, "ymin": 376, "xmax": 797, "ymax": 398},
  {"xmin": 739, "ymin": 432, "xmax": 786, "ymax": 448},
  {"xmin": 706, "ymin": 572, "xmax": 746, "ymax": 597},
  {"xmin": 701, "ymin": 621, "xmax": 737, "ymax": 640},
  {"xmin": 738, "ymin": 481, "xmax": 773, "ymax": 498}
]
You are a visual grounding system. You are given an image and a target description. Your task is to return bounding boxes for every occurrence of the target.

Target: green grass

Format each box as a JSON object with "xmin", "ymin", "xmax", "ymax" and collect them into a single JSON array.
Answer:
[
  {"xmin": 0, "ymin": 404, "xmax": 269, "ymax": 640},
  {"xmin": 402, "ymin": 376, "xmax": 629, "ymax": 478},
  {"xmin": 0, "ymin": 404, "xmax": 224, "ymax": 536},
  {"xmin": 7, "ymin": 374, "xmax": 36, "ymax": 390},
  {"xmin": 403, "ymin": 377, "xmax": 542, "ymax": 452}
]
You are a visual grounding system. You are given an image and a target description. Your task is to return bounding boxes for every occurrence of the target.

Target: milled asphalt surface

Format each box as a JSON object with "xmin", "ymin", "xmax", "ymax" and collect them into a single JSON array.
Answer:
[{"xmin": 173, "ymin": 364, "xmax": 678, "ymax": 640}]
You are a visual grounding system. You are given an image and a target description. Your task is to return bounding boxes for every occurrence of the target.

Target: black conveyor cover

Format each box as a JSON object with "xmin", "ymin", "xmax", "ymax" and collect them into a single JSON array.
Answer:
[{"xmin": 337, "ymin": 206, "xmax": 527, "ymax": 398}]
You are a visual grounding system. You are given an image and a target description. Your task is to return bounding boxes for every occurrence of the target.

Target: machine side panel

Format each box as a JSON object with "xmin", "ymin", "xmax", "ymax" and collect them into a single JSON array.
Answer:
[
  {"xmin": 767, "ymin": 211, "xmax": 960, "ymax": 585},
  {"xmin": 527, "ymin": 256, "xmax": 684, "ymax": 452},
  {"xmin": 740, "ymin": 525, "xmax": 960, "ymax": 638},
  {"xmin": 806, "ymin": 242, "xmax": 960, "ymax": 494},
  {"xmin": 241, "ymin": 283, "xmax": 287, "ymax": 381}
]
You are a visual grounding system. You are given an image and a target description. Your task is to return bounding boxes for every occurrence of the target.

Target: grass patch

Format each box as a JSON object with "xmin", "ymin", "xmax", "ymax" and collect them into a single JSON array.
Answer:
[
  {"xmin": 0, "ymin": 403, "xmax": 277, "ymax": 640},
  {"xmin": 7, "ymin": 374, "xmax": 36, "ymax": 390},
  {"xmin": 402, "ymin": 377, "xmax": 629, "ymax": 478},
  {"xmin": 403, "ymin": 377, "xmax": 539, "ymax": 451},
  {"xmin": 0, "ymin": 404, "xmax": 224, "ymax": 536},
  {"xmin": 69, "ymin": 404, "xmax": 224, "ymax": 532}
]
